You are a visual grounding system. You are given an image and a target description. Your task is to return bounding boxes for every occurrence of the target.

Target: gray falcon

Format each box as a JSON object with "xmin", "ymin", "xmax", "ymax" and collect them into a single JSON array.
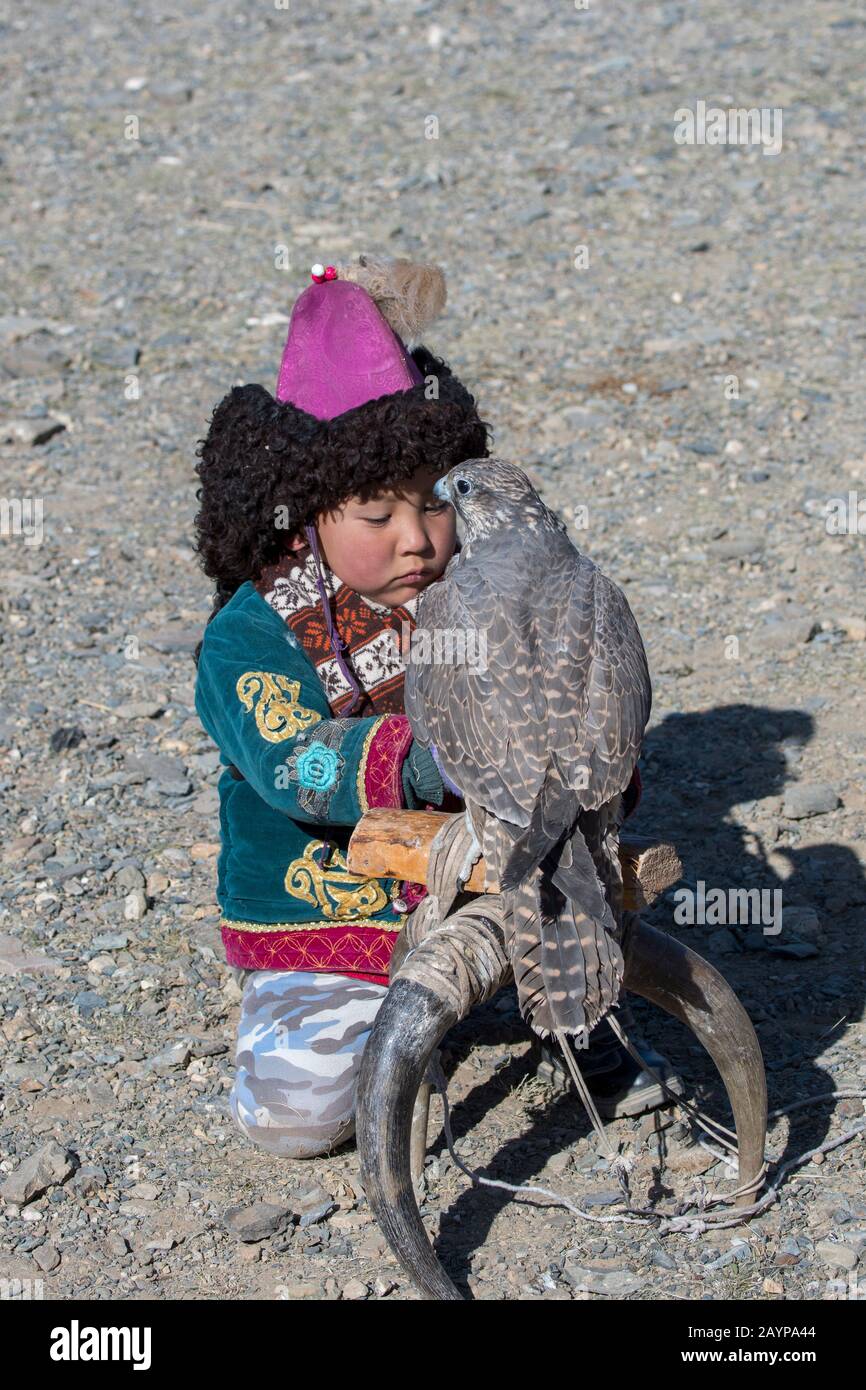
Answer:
[{"xmin": 404, "ymin": 458, "xmax": 652, "ymax": 1039}]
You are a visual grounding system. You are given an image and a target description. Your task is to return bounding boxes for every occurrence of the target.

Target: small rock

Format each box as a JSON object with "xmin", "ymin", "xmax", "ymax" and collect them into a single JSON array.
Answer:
[
  {"xmin": 298, "ymin": 1201, "xmax": 337, "ymax": 1228},
  {"xmin": 651, "ymin": 1249, "xmax": 677, "ymax": 1270},
  {"xmin": 125, "ymin": 1182, "xmax": 161, "ymax": 1201},
  {"xmin": 0, "ymin": 1141, "xmax": 75, "ymax": 1205},
  {"xmin": 637, "ymin": 1110, "xmax": 676, "ymax": 1143},
  {"xmin": 141, "ymin": 626, "xmax": 201, "ymax": 655},
  {"xmin": 685, "ymin": 438, "xmax": 720, "ymax": 456},
  {"xmin": 6, "ymin": 1060, "xmax": 48, "ymax": 1084},
  {"xmin": 836, "ymin": 615, "xmax": 866, "ymax": 642},
  {"xmin": 124, "ymin": 889, "xmax": 148, "ymax": 922},
  {"xmin": 758, "ymin": 618, "xmax": 820, "ymax": 651},
  {"xmin": 516, "ymin": 203, "xmax": 550, "ymax": 225},
  {"xmin": 2, "ymin": 835, "xmax": 38, "ymax": 865},
  {"xmin": 69, "ymin": 1164, "xmax": 107, "ymax": 1197},
  {"xmin": 705, "ymin": 1246, "xmax": 751, "ymax": 1270},
  {"xmin": 125, "ymin": 751, "xmax": 185, "ymax": 782},
  {"xmin": 152, "ymin": 777, "xmax": 192, "ymax": 797},
  {"xmin": 146, "ymin": 1236, "xmax": 177, "ymax": 1253},
  {"xmin": 149, "ymin": 80, "xmax": 193, "ymax": 106},
  {"xmin": 113, "ymin": 701, "xmax": 164, "ymax": 720},
  {"xmin": 815, "ymin": 1237, "xmax": 864, "ymax": 1271},
  {"xmin": 87, "ymin": 955, "xmax": 115, "ymax": 977},
  {"xmin": 562, "ymin": 1262, "xmax": 645, "ymax": 1296},
  {"xmin": 91, "ymin": 931, "xmax": 130, "ymax": 951},
  {"xmin": 278, "ymin": 1281, "xmax": 323, "ymax": 1300},
  {"xmin": 118, "ymin": 1200, "xmax": 153, "ymax": 1218},
  {"xmin": 1, "ymin": 416, "xmax": 66, "ymax": 446},
  {"xmin": 114, "ymin": 866, "xmax": 146, "ymax": 892},
  {"xmin": 775, "ymin": 1236, "xmax": 802, "ymax": 1266},
  {"xmin": 814, "ymin": 1239, "xmax": 855, "ymax": 1270},
  {"xmin": 294, "ymin": 1185, "xmax": 335, "ymax": 1215},
  {"xmin": 88, "ymin": 335, "xmax": 140, "ymax": 368},
  {"xmin": 49, "ymin": 726, "xmax": 86, "ymax": 753},
  {"xmin": 342, "ymin": 1278, "xmax": 370, "ymax": 1300},
  {"xmin": 782, "ymin": 783, "xmax": 840, "ymax": 819},
  {"xmin": 767, "ymin": 940, "xmax": 819, "ymax": 960},
  {"xmin": 711, "ymin": 530, "xmax": 766, "ymax": 561},
  {"xmin": 779, "ymin": 905, "xmax": 822, "ymax": 943},
  {"xmin": 190, "ymin": 788, "xmax": 220, "ymax": 816},
  {"xmin": 33, "ymin": 1242, "xmax": 61, "ymax": 1272},
  {"xmin": 0, "ymin": 313, "xmax": 71, "ymax": 344},
  {"xmin": 224, "ymin": 1201, "xmax": 292, "ymax": 1243},
  {"xmin": 146, "ymin": 1040, "xmax": 191, "ymax": 1071},
  {"xmin": 548, "ymin": 1152, "xmax": 574, "ymax": 1175},
  {"xmin": 665, "ymin": 1145, "xmax": 717, "ymax": 1177},
  {"xmin": 74, "ymin": 990, "xmax": 106, "ymax": 1018},
  {"xmin": 188, "ymin": 1037, "xmax": 228, "ymax": 1058},
  {"xmin": 3, "ymin": 1011, "xmax": 40, "ymax": 1041}
]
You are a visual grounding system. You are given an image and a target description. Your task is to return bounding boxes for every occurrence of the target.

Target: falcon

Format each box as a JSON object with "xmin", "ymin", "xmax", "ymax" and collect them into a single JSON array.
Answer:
[{"xmin": 404, "ymin": 459, "xmax": 652, "ymax": 1039}]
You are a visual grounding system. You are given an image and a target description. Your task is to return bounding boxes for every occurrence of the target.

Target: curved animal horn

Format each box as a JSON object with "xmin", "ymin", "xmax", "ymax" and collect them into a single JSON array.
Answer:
[
  {"xmin": 620, "ymin": 916, "xmax": 767, "ymax": 1204},
  {"xmin": 356, "ymin": 899, "xmax": 510, "ymax": 1301},
  {"xmin": 358, "ymin": 909, "xmax": 767, "ymax": 1300}
]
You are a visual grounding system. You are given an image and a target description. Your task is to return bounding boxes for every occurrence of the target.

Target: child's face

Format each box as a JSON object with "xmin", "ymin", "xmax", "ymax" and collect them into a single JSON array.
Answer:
[{"xmin": 315, "ymin": 466, "xmax": 457, "ymax": 608}]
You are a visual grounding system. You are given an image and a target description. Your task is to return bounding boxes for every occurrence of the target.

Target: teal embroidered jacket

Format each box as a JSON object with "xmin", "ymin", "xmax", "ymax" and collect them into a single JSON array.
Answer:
[{"xmin": 194, "ymin": 581, "xmax": 437, "ymax": 983}]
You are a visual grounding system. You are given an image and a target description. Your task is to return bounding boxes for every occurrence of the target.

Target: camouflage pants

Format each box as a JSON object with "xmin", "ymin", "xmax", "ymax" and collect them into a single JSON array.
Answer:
[{"xmin": 230, "ymin": 969, "xmax": 389, "ymax": 1159}]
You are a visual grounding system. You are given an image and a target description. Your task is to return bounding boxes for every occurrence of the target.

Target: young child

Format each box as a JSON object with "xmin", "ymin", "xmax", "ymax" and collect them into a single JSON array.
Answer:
[
  {"xmin": 194, "ymin": 257, "xmax": 678, "ymax": 1160},
  {"xmin": 194, "ymin": 257, "xmax": 487, "ymax": 1158}
]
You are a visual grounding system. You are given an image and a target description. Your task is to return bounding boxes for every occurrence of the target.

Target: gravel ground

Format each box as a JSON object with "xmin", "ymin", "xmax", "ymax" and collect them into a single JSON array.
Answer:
[{"xmin": 1, "ymin": 0, "xmax": 864, "ymax": 1302}]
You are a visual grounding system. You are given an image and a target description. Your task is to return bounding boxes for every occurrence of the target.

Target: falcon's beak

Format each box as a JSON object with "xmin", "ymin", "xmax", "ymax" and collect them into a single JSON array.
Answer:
[{"xmin": 433, "ymin": 474, "xmax": 452, "ymax": 503}]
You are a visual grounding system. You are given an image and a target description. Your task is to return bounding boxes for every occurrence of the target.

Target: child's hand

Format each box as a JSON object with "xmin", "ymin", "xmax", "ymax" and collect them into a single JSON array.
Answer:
[{"xmin": 401, "ymin": 741, "xmax": 448, "ymax": 808}]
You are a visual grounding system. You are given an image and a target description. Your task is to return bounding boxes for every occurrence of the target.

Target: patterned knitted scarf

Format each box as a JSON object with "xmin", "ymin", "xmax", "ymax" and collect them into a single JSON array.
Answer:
[{"xmin": 255, "ymin": 550, "xmax": 418, "ymax": 716}]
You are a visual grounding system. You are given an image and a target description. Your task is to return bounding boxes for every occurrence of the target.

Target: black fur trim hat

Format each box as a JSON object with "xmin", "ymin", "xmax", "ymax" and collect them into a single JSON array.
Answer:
[{"xmin": 194, "ymin": 257, "xmax": 491, "ymax": 612}]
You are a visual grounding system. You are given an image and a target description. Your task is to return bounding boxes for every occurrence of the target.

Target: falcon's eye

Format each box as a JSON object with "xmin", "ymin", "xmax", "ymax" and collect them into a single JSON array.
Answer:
[{"xmin": 455, "ymin": 478, "xmax": 472, "ymax": 496}]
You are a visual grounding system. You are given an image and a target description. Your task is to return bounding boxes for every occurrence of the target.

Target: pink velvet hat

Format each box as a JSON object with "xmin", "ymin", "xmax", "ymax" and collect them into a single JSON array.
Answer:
[{"xmin": 275, "ymin": 258, "xmax": 446, "ymax": 420}]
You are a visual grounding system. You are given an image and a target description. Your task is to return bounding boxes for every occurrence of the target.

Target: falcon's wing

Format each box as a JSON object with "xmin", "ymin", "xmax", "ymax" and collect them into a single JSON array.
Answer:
[
  {"xmin": 542, "ymin": 554, "xmax": 652, "ymax": 809},
  {"xmin": 404, "ymin": 555, "xmax": 550, "ymax": 828},
  {"xmin": 407, "ymin": 536, "xmax": 652, "ymax": 823}
]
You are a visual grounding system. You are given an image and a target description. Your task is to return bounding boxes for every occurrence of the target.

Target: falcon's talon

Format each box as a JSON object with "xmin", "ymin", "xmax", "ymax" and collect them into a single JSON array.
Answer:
[{"xmin": 456, "ymin": 807, "xmax": 482, "ymax": 889}]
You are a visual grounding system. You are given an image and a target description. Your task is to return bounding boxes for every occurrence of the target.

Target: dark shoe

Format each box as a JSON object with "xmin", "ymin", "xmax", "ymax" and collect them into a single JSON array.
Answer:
[{"xmin": 531, "ymin": 1014, "xmax": 684, "ymax": 1120}]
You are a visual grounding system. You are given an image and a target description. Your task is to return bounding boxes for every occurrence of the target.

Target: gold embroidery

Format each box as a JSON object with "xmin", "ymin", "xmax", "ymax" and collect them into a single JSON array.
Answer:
[
  {"xmin": 356, "ymin": 714, "xmax": 386, "ymax": 812},
  {"xmin": 283, "ymin": 841, "xmax": 389, "ymax": 920},
  {"xmin": 220, "ymin": 917, "xmax": 403, "ymax": 935},
  {"xmin": 236, "ymin": 671, "xmax": 321, "ymax": 743}
]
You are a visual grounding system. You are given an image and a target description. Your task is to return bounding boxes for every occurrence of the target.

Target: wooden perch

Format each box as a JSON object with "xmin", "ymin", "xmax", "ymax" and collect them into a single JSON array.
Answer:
[{"xmin": 347, "ymin": 809, "xmax": 682, "ymax": 911}]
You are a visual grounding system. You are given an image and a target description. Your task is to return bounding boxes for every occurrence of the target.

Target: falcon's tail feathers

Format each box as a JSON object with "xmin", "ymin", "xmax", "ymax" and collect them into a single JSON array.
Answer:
[
  {"xmin": 550, "ymin": 819, "xmax": 619, "ymax": 932},
  {"xmin": 510, "ymin": 826, "xmax": 623, "ymax": 1038},
  {"xmin": 500, "ymin": 760, "xmax": 578, "ymax": 892}
]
